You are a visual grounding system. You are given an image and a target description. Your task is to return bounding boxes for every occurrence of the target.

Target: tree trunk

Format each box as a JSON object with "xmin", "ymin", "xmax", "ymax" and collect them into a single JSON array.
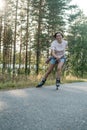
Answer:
[
  {"xmin": 0, "ymin": 17, "xmax": 2, "ymax": 62},
  {"xmin": 18, "ymin": 24, "xmax": 22, "ymax": 74},
  {"xmin": 19, "ymin": 43, "xmax": 22, "ymax": 74},
  {"xmin": 36, "ymin": 0, "xmax": 43, "ymax": 75},
  {"xmin": 28, "ymin": 49, "xmax": 31, "ymax": 74},
  {"xmin": 25, "ymin": 0, "xmax": 30, "ymax": 75},
  {"xmin": 13, "ymin": 0, "xmax": 18, "ymax": 77}
]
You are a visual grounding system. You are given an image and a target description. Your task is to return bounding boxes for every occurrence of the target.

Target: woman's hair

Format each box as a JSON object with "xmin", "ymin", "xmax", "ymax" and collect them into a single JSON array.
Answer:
[{"xmin": 53, "ymin": 31, "xmax": 64, "ymax": 38}]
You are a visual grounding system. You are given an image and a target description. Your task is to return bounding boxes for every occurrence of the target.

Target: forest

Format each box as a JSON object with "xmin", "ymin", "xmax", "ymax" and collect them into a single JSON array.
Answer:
[{"xmin": 0, "ymin": 0, "xmax": 87, "ymax": 89}]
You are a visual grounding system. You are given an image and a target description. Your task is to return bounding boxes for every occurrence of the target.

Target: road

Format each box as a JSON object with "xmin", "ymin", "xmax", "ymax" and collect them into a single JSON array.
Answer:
[{"xmin": 0, "ymin": 82, "xmax": 87, "ymax": 130}]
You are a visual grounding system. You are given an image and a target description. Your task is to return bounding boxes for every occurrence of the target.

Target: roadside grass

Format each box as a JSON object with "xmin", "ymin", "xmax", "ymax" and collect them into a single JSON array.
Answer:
[
  {"xmin": 0, "ymin": 75, "xmax": 87, "ymax": 90},
  {"xmin": 62, "ymin": 75, "xmax": 87, "ymax": 83}
]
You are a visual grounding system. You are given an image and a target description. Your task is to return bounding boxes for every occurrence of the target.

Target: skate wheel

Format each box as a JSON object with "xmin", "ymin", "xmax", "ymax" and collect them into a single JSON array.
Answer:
[{"xmin": 56, "ymin": 87, "xmax": 58, "ymax": 90}]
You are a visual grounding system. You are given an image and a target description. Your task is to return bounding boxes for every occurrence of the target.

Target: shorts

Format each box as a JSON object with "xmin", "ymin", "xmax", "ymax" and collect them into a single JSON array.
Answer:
[{"xmin": 50, "ymin": 56, "xmax": 66, "ymax": 64}]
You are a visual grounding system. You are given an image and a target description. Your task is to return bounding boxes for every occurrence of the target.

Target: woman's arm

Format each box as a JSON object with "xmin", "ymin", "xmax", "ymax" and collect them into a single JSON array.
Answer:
[
  {"xmin": 51, "ymin": 49, "xmax": 64, "ymax": 60},
  {"xmin": 51, "ymin": 49, "xmax": 59, "ymax": 60}
]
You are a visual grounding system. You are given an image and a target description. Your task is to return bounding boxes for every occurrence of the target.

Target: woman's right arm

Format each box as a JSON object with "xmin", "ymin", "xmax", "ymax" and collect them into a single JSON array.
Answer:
[{"xmin": 51, "ymin": 49, "xmax": 59, "ymax": 60}]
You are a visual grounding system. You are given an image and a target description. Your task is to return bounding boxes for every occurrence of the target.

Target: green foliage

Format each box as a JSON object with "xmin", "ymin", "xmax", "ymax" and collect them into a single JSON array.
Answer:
[
  {"xmin": 67, "ymin": 12, "xmax": 87, "ymax": 77},
  {"xmin": 0, "ymin": 0, "xmax": 87, "ymax": 89}
]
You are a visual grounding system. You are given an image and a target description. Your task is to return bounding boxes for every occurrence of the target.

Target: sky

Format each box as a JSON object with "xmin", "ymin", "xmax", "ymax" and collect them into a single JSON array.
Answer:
[
  {"xmin": 70, "ymin": 0, "xmax": 87, "ymax": 15},
  {"xmin": 0, "ymin": 0, "xmax": 87, "ymax": 15}
]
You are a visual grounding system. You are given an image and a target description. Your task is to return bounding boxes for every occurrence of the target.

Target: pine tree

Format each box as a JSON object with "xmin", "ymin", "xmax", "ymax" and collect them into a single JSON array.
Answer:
[
  {"xmin": 67, "ymin": 9, "xmax": 87, "ymax": 77},
  {"xmin": 13, "ymin": 0, "xmax": 19, "ymax": 77},
  {"xmin": 32, "ymin": 0, "xmax": 71, "ymax": 74},
  {"xmin": 0, "ymin": 16, "xmax": 2, "ymax": 63}
]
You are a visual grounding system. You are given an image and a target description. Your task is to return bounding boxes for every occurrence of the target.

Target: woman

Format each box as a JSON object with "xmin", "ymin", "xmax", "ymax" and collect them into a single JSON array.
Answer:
[{"xmin": 36, "ymin": 31, "xmax": 68, "ymax": 90}]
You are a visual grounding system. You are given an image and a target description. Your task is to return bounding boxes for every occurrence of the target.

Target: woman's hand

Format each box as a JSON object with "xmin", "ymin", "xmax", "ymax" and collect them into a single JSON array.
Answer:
[{"xmin": 56, "ymin": 56, "xmax": 60, "ymax": 61}]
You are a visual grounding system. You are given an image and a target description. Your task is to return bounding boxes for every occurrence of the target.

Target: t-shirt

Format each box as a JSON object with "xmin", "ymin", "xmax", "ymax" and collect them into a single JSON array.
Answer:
[{"xmin": 50, "ymin": 39, "xmax": 68, "ymax": 58}]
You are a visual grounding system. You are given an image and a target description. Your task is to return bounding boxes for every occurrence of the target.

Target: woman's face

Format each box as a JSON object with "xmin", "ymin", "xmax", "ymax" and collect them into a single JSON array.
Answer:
[{"xmin": 56, "ymin": 33, "xmax": 62, "ymax": 42}]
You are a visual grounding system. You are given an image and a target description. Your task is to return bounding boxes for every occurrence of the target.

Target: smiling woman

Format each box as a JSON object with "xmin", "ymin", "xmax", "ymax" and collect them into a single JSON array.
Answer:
[{"xmin": 0, "ymin": 0, "xmax": 5, "ymax": 10}]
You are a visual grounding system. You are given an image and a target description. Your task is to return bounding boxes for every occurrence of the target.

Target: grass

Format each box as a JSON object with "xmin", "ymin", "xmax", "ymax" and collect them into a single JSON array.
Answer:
[
  {"xmin": 0, "ymin": 75, "xmax": 87, "ymax": 91},
  {"xmin": 62, "ymin": 75, "xmax": 87, "ymax": 83}
]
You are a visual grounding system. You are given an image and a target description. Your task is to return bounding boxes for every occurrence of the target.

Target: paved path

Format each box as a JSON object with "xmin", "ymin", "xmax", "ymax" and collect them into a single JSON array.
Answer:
[{"xmin": 0, "ymin": 82, "xmax": 87, "ymax": 130}]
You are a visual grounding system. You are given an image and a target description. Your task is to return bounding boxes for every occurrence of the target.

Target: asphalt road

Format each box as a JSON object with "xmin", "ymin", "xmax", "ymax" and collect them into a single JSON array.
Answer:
[{"xmin": 0, "ymin": 82, "xmax": 87, "ymax": 130}]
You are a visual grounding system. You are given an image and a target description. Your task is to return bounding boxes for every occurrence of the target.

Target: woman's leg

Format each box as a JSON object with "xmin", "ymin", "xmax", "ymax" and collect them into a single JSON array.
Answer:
[
  {"xmin": 44, "ymin": 64, "xmax": 55, "ymax": 79},
  {"xmin": 56, "ymin": 61, "xmax": 64, "ymax": 80},
  {"xmin": 36, "ymin": 64, "xmax": 55, "ymax": 87},
  {"xmin": 56, "ymin": 60, "xmax": 65, "ymax": 89}
]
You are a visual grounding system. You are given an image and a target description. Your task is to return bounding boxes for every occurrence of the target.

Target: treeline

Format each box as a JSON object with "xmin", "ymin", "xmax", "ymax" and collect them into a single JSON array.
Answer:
[
  {"xmin": 0, "ymin": 0, "xmax": 87, "ymax": 80},
  {"xmin": 67, "ymin": 7, "xmax": 87, "ymax": 78}
]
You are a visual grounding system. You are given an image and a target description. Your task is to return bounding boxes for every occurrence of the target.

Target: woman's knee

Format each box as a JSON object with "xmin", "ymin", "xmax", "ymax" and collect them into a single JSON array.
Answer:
[
  {"xmin": 57, "ymin": 65, "xmax": 63, "ymax": 71},
  {"xmin": 58, "ymin": 62, "xmax": 64, "ymax": 70},
  {"xmin": 46, "ymin": 68, "xmax": 52, "ymax": 75},
  {"xmin": 47, "ymin": 68, "xmax": 53, "ymax": 74}
]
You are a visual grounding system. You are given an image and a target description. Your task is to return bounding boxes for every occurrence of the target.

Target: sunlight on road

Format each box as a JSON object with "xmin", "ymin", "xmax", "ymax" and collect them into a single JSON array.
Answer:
[
  {"xmin": 0, "ymin": 101, "xmax": 8, "ymax": 111},
  {"xmin": 65, "ymin": 82, "xmax": 87, "ymax": 92},
  {"xmin": 9, "ymin": 90, "xmax": 28, "ymax": 98},
  {"xmin": 73, "ymin": 86, "xmax": 87, "ymax": 92}
]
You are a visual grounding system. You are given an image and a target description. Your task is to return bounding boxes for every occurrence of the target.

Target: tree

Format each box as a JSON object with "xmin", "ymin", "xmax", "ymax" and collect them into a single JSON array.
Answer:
[
  {"xmin": 32, "ymin": 0, "xmax": 71, "ymax": 75},
  {"xmin": 25, "ymin": 0, "xmax": 30, "ymax": 75},
  {"xmin": 3, "ymin": 27, "xmax": 13, "ymax": 73},
  {"xmin": 0, "ymin": 16, "xmax": 2, "ymax": 63},
  {"xmin": 13, "ymin": 0, "xmax": 19, "ymax": 76},
  {"xmin": 67, "ymin": 9, "xmax": 87, "ymax": 77}
]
